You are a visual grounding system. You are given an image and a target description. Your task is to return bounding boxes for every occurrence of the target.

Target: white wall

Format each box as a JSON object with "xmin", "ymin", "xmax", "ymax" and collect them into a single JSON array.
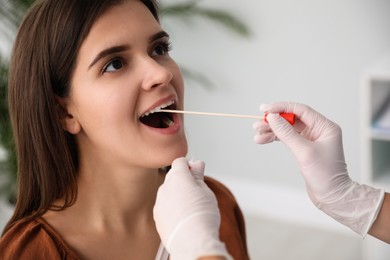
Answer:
[{"xmin": 161, "ymin": 0, "xmax": 390, "ymax": 189}]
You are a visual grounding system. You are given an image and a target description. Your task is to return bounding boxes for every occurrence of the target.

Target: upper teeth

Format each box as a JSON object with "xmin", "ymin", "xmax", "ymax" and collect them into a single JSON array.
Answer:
[{"xmin": 141, "ymin": 100, "xmax": 174, "ymax": 117}]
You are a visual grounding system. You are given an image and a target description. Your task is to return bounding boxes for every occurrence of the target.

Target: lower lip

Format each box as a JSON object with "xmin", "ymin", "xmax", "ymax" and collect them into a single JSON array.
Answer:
[{"xmin": 141, "ymin": 114, "xmax": 181, "ymax": 134}]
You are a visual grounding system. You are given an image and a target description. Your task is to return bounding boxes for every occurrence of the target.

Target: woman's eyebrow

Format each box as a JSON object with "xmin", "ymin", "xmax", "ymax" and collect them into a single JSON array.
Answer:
[
  {"xmin": 88, "ymin": 45, "xmax": 130, "ymax": 70},
  {"xmin": 150, "ymin": 30, "xmax": 170, "ymax": 42}
]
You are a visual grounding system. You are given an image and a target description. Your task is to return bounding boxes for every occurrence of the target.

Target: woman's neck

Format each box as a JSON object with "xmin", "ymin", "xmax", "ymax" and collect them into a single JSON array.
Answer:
[
  {"xmin": 77, "ymin": 164, "xmax": 165, "ymax": 230},
  {"xmin": 45, "ymin": 164, "xmax": 165, "ymax": 235},
  {"xmin": 42, "ymin": 165, "xmax": 165, "ymax": 259}
]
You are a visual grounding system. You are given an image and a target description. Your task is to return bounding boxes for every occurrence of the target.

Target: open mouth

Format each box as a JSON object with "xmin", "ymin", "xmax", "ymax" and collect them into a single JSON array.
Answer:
[{"xmin": 139, "ymin": 101, "xmax": 176, "ymax": 128}]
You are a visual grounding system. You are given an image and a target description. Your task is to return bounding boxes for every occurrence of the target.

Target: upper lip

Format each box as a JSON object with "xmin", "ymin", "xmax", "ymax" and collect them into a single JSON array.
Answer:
[{"xmin": 140, "ymin": 97, "xmax": 177, "ymax": 118}]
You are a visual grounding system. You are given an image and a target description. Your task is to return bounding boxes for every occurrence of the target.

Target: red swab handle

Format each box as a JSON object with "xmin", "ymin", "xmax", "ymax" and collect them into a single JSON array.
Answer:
[{"xmin": 264, "ymin": 113, "xmax": 295, "ymax": 125}]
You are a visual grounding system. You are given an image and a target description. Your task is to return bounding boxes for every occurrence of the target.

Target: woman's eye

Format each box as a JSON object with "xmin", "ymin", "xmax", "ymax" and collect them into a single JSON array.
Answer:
[
  {"xmin": 103, "ymin": 58, "xmax": 124, "ymax": 73},
  {"xmin": 152, "ymin": 42, "xmax": 172, "ymax": 57}
]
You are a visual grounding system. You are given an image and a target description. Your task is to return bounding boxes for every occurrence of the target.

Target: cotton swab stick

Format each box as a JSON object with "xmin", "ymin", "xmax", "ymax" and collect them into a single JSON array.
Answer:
[
  {"xmin": 158, "ymin": 109, "xmax": 262, "ymax": 119},
  {"xmin": 158, "ymin": 109, "xmax": 296, "ymax": 124}
]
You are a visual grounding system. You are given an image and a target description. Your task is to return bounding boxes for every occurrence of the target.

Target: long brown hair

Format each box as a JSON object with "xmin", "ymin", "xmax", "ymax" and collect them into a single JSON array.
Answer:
[{"xmin": 2, "ymin": 0, "xmax": 159, "ymax": 235}]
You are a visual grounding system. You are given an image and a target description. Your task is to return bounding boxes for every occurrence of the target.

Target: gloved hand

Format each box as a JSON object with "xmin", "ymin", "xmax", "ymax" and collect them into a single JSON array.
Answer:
[
  {"xmin": 253, "ymin": 102, "xmax": 385, "ymax": 236},
  {"xmin": 153, "ymin": 157, "xmax": 231, "ymax": 260}
]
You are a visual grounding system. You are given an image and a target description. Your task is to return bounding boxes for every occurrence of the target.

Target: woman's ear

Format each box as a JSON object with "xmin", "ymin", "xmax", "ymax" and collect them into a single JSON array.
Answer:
[{"xmin": 55, "ymin": 97, "xmax": 81, "ymax": 134}]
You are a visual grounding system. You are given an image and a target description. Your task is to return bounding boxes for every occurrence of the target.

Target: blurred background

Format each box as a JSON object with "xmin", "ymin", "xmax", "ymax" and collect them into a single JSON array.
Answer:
[{"xmin": 1, "ymin": 0, "xmax": 390, "ymax": 259}]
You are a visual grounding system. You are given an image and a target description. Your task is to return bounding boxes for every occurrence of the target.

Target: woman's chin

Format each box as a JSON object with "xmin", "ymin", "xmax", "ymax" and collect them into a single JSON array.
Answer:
[{"xmin": 160, "ymin": 149, "xmax": 188, "ymax": 168}]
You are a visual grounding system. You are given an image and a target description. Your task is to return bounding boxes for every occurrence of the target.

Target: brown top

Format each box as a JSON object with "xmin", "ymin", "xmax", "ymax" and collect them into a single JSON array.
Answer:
[{"xmin": 0, "ymin": 176, "xmax": 249, "ymax": 260}]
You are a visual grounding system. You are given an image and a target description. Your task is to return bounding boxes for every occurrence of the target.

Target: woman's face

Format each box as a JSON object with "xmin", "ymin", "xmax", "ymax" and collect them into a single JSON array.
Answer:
[{"xmin": 63, "ymin": 0, "xmax": 188, "ymax": 170}]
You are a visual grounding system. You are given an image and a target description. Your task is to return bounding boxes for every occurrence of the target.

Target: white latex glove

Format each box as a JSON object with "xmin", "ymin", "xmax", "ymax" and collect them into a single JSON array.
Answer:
[
  {"xmin": 253, "ymin": 102, "xmax": 385, "ymax": 236},
  {"xmin": 153, "ymin": 157, "xmax": 231, "ymax": 260}
]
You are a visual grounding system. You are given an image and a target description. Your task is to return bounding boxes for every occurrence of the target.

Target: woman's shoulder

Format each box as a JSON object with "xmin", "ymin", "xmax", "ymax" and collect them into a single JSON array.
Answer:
[
  {"xmin": 204, "ymin": 175, "xmax": 243, "ymax": 220},
  {"xmin": 0, "ymin": 216, "xmax": 78, "ymax": 260},
  {"xmin": 204, "ymin": 176, "xmax": 250, "ymax": 260},
  {"xmin": 204, "ymin": 176, "xmax": 237, "ymax": 203}
]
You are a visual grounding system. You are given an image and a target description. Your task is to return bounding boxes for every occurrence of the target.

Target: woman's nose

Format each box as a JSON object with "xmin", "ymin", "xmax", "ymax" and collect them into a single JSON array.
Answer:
[{"xmin": 140, "ymin": 57, "xmax": 173, "ymax": 91}]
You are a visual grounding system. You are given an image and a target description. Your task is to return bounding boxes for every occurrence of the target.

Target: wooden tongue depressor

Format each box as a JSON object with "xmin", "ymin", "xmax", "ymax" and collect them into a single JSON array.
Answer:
[{"xmin": 158, "ymin": 109, "xmax": 296, "ymax": 125}]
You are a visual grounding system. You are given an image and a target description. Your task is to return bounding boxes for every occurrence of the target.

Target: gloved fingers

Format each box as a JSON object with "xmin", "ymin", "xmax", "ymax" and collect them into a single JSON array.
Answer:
[
  {"xmin": 266, "ymin": 113, "xmax": 306, "ymax": 147},
  {"xmin": 164, "ymin": 157, "xmax": 197, "ymax": 188},
  {"xmin": 260, "ymin": 102, "xmax": 310, "ymax": 118},
  {"xmin": 260, "ymin": 102, "xmax": 296, "ymax": 114},
  {"xmin": 261, "ymin": 102, "xmax": 328, "ymax": 131},
  {"xmin": 171, "ymin": 157, "xmax": 190, "ymax": 170},
  {"xmin": 252, "ymin": 120, "xmax": 270, "ymax": 132},
  {"xmin": 188, "ymin": 158, "xmax": 205, "ymax": 181},
  {"xmin": 252, "ymin": 120, "xmax": 278, "ymax": 144},
  {"xmin": 254, "ymin": 132, "xmax": 278, "ymax": 144},
  {"xmin": 261, "ymin": 102, "xmax": 344, "ymax": 142}
]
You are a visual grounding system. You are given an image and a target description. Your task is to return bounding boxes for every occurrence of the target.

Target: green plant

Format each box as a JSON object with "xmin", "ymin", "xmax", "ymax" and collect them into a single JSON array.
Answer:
[
  {"xmin": 160, "ymin": 1, "xmax": 250, "ymax": 37},
  {"xmin": 0, "ymin": 58, "xmax": 17, "ymax": 203},
  {"xmin": 0, "ymin": 0, "xmax": 35, "ymax": 203},
  {"xmin": 0, "ymin": 0, "xmax": 250, "ymax": 202}
]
